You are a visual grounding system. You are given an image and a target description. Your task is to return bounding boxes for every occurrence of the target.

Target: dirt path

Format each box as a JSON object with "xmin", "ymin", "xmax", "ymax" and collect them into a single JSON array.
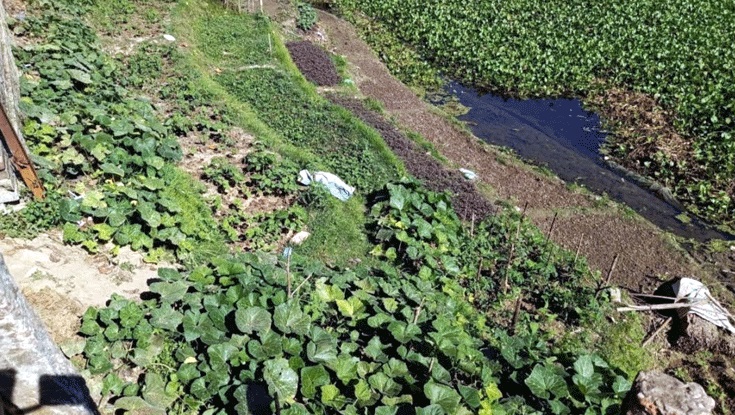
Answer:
[{"xmin": 264, "ymin": 5, "xmax": 720, "ymax": 294}]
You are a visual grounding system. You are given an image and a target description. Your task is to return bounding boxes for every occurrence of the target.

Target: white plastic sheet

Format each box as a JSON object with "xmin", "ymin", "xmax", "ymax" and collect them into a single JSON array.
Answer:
[
  {"xmin": 298, "ymin": 170, "xmax": 355, "ymax": 201},
  {"xmin": 459, "ymin": 168, "xmax": 477, "ymax": 181},
  {"xmin": 673, "ymin": 278, "xmax": 735, "ymax": 334}
]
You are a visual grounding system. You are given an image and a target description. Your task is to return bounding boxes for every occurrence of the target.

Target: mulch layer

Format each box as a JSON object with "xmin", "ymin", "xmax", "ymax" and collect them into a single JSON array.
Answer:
[
  {"xmin": 326, "ymin": 93, "xmax": 496, "ymax": 221},
  {"xmin": 286, "ymin": 41, "xmax": 340, "ymax": 86}
]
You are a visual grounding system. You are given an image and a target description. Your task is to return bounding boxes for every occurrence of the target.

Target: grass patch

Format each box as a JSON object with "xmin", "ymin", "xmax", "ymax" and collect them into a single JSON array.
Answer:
[
  {"xmin": 297, "ymin": 189, "xmax": 372, "ymax": 267},
  {"xmin": 596, "ymin": 313, "xmax": 656, "ymax": 378}
]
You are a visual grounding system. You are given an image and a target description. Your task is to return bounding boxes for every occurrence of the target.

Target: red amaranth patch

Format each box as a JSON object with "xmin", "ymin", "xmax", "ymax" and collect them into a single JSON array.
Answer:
[{"xmin": 286, "ymin": 41, "xmax": 340, "ymax": 86}]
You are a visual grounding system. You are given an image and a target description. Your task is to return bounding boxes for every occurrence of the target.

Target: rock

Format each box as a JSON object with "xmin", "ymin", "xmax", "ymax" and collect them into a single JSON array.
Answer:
[
  {"xmin": 162, "ymin": 34, "xmax": 176, "ymax": 42},
  {"xmin": 654, "ymin": 278, "xmax": 735, "ymax": 356},
  {"xmin": 621, "ymin": 371, "xmax": 716, "ymax": 415},
  {"xmin": 0, "ymin": 254, "xmax": 98, "ymax": 414},
  {"xmin": 674, "ymin": 313, "xmax": 735, "ymax": 356}
]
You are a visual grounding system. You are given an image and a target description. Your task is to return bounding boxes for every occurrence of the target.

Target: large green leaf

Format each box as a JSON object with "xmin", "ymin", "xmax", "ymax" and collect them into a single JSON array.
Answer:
[
  {"xmin": 424, "ymin": 382, "xmax": 461, "ymax": 414},
  {"xmin": 573, "ymin": 355, "xmax": 594, "ymax": 378},
  {"xmin": 235, "ymin": 306, "xmax": 272, "ymax": 335},
  {"xmin": 306, "ymin": 327, "xmax": 338, "ymax": 363},
  {"xmin": 149, "ymin": 280, "xmax": 190, "ymax": 303},
  {"xmin": 142, "ymin": 372, "xmax": 178, "ymax": 408},
  {"xmin": 263, "ymin": 358, "xmax": 299, "ymax": 402},
  {"xmin": 368, "ymin": 372, "xmax": 401, "ymax": 397},
  {"xmin": 260, "ymin": 330, "xmax": 284, "ymax": 357},
  {"xmin": 301, "ymin": 365, "xmax": 331, "ymax": 399},
  {"xmin": 525, "ymin": 364, "xmax": 569, "ymax": 400},
  {"xmin": 330, "ymin": 355, "xmax": 359, "ymax": 383},
  {"xmin": 335, "ymin": 296, "xmax": 365, "ymax": 318},
  {"xmin": 364, "ymin": 337, "xmax": 388, "ymax": 363},
  {"xmin": 67, "ymin": 68, "xmax": 92, "ymax": 84},
  {"xmin": 138, "ymin": 202, "xmax": 162, "ymax": 228},
  {"xmin": 612, "ymin": 376, "xmax": 633, "ymax": 396},
  {"xmin": 149, "ymin": 304, "xmax": 183, "ymax": 332},
  {"xmin": 320, "ymin": 384, "xmax": 345, "ymax": 408},
  {"xmin": 354, "ymin": 379, "xmax": 377, "ymax": 406},
  {"xmin": 274, "ymin": 302, "xmax": 311, "ymax": 335},
  {"xmin": 114, "ymin": 397, "xmax": 166, "ymax": 415},
  {"xmin": 458, "ymin": 385, "xmax": 481, "ymax": 409},
  {"xmin": 383, "ymin": 358, "xmax": 410, "ymax": 380},
  {"xmin": 208, "ymin": 342, "xmax": 239, "ymax": 371},
  {"xmin": 387, "ymin": 321, "xmax": 421, "ymax": 343},
  {"xmin": 416, "ymin": 405, "xmax": 444, "ymax": 415}
]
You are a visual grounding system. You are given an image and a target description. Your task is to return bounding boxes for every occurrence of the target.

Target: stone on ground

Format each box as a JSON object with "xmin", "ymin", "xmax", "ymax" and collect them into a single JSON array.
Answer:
[{"xmin": 621, "ymin": 371, "xmax": 715, "ymax": 415}]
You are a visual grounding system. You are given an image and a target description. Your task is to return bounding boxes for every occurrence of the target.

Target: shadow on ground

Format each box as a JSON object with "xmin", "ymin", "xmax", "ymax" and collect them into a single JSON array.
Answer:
[{"xmin": 0, "ymin": 369, "xmax": 99, "ymax": 414}]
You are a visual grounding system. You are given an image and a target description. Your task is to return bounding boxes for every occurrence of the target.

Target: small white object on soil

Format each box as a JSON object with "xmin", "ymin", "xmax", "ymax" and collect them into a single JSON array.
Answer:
[
  {"xmin": 459, "ymin": 168, "xmax": 477, "ymax": 181},
  {"xmin": 609, "ymin": 287, "xmax": 622, "ymax": 303},
  {"xmin": 290, "ymin": 231, "xmax": 311, "ymax": 246},
  {"xmin": 163, "ymin": 34, "xmax": 176, "ymax": 42}
]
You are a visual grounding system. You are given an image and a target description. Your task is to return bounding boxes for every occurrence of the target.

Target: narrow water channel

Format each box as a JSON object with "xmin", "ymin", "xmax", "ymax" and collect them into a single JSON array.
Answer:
[{"xmin": 446, "ymin": 82, "xmax": 734, "ymax": 242}]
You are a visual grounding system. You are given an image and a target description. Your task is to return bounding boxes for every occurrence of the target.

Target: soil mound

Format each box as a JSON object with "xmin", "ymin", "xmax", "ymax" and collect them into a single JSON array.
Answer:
[{"xmin": 286, "ymin": 41, "xmax": 340, "ymax": 86}]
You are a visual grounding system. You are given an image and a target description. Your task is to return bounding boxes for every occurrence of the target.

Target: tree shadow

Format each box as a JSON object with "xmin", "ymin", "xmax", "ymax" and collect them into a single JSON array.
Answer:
[{"xmin": 0, "ymin": 369, "xmax": 99, "ymax": 414}]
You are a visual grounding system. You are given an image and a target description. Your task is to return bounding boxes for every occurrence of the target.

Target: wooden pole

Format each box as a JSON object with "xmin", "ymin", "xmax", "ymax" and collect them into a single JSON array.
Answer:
[{"xmin": 0, "ymin": 103, "xmax": 44, "ymax": 200}]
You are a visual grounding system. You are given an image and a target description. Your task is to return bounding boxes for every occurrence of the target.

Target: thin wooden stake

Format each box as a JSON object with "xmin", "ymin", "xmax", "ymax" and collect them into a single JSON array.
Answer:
[
  {"xmin": 510, "ymin": 294, "xmax": 523, "ymax": 335},
  {"xmin": 604, "ymin": 253, "xmax": 619, "ymax": 286},
  {"xmin": 286, "ymin": 253, "xmax": 292, "ymax": 298},
  {"xmin": 573, "ymin": 235, "xmax": 584, "ymax": 267},
  {"xmin": 642, "ymin": 317, "xmax": 672, "ymax": 347},
  {"xmin": 617, "ymin": 300, "xmax": 705, "ymax": 312},
  {"xmin": 0, "ymin": 103, "xmax": 44, "ymax": 199},
  {"xmin": 274, "ymin": 392, "xmax": 281, "ymax": 415},
  {"xmin": 503, "ymin": 203, "xmax": 528, "ymax": 294},
  {"xmin": 541, "ymin": 212, "xmax": 559, "ymax": 266},
  {"xmin": 595, "ymin": 253, "xmax": 619, "ymax": 298},
  {"xmin": 544, "ymin": 212, "xmax": 558, "ymax": 247},
  {"xmin": 504, "ymin": 222, "xmax": 521, "ymax": 294},
  {"xmin": 291, "ymin": 274, "xmax": 313, "ymax": 298},
  {"xmin": 413, "ymin": 299, "xmax": 425, "ymax": 324},
  {"xmin": 470, "ymin": 213, "xmax": 476, "ymax": 237}
]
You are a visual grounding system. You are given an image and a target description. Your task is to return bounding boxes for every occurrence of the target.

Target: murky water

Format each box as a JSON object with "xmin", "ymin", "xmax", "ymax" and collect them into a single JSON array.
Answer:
[{"xmin": 446, "ymin": 81, "xmax": 733, "ymax": 242}]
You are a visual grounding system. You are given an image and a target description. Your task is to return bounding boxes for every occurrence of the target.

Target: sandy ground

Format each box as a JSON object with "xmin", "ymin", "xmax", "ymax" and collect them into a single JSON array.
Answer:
[{"xmin": 0, "ymin": 233, "xmax": 158, "ymax": 342}]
